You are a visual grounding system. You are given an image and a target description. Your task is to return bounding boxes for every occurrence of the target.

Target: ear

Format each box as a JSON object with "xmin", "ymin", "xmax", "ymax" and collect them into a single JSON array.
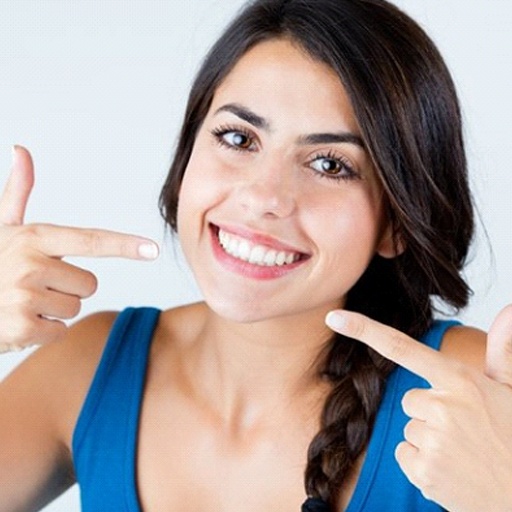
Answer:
[{"xmin": 376, "ymin": 224, "xmax": 405, "ymax": 259}]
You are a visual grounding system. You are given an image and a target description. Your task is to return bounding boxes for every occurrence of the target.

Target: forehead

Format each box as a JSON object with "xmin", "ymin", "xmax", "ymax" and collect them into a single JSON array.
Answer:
[{"xmin": 210, "ymin": 38, "xmax": 360, "ymax": 135}]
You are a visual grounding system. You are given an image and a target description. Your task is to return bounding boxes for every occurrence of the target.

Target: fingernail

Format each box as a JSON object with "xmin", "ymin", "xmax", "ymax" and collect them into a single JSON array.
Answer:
[
  {"xmin": 325, "ymin": 311, "xmax": 346, "ymax": 331},
  {"xmin": 138, "ymin": 242, "xmax": 159, "ymax": 260},
  {"xmin": 11, "ymin": 145, "xmax": 17, "ymax": 163}
]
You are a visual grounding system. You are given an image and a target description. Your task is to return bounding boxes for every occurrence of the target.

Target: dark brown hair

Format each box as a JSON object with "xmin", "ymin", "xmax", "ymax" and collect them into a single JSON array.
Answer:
[{"xmin": 159, "ymin": 0, "xmax": 474, "ymax": 507}]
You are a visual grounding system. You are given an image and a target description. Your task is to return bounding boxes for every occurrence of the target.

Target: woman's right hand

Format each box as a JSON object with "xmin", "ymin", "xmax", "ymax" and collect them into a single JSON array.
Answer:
[{"xmin": 0, "ymin": 145, "xmax": 159, "ymax": 352}]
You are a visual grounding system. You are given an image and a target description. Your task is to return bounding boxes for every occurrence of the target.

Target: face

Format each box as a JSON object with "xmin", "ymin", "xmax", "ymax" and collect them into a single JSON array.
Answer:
[{"xmin": 177, "ymin": 38, "xmax": 392, "ymax": 324}]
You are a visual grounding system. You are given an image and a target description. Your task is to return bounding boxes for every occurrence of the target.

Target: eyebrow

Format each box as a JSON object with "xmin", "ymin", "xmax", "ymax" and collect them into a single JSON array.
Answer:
[
  {"xmin": 297, "ymin": 132, "xmax": 365, "ymax": 148},
  {"xmin": 214, "ymin": 102, "xmax": 365, "ymax": 149},
  {"xmin": 214, "ymin": 103, "xmax": 270, "ymax": 131}
]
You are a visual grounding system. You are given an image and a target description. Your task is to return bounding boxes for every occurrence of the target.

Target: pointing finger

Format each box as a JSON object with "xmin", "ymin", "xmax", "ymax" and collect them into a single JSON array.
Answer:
[
  {"xmin": 25, "ymin": 224, "xmax": 159, "ymax": 260},
  {"xmin": 325, "ymin": 310, "xmax": 457, "ymax": 387},
  {"xmin": 0, "ymin": 145, "xmax": 35, "ymax": 226}
]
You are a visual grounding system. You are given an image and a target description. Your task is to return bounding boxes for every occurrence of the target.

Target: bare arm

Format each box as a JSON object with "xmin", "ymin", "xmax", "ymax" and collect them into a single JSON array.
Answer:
[
  {"xmin": 0, "ymin": 311, "xmax": 118, "ymax": 511},
  {"xmin": 0, "ymin": 145, "xmax": 158, "ymax": 510}
]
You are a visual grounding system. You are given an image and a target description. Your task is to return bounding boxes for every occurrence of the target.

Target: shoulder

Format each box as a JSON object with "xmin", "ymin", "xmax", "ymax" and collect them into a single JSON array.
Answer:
[
  {"xmin": 3, "ymin": 310, "xmax": 121, "ymax": 447},
  {"xmin": 439, "ymin": 323, "xmax": 486, "ymax": 372},
  {"xmin": 4, "ymin": 310, "xmax": 119, "ymax": 389},
  {"xmin": 0, "ymin": 311, "xmax": 122, "ymax": 505},
  {"xmin": 40, "ymin": 310, "xmax": 120, "ymax": 387}
]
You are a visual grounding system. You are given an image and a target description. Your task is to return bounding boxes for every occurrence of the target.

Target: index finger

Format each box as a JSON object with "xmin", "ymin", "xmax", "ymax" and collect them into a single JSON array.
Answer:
[
  {"xmin": 325, "ymin": 310, "xmax": 457, "ymax": 388},
  {"xmin": 31, "ymin": 224, "xmax": 159, "ymax": 260}
]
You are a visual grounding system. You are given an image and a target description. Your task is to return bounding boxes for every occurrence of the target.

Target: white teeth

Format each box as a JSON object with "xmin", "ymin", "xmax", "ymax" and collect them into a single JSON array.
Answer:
[
  {"xmin": 276, "ymin": 252, "xmax": 286, "ymax": 266},
  {"xmin": 263, "ymin": 250, "xmax": 277, "ymax": 266},
  {"xmin": 227, "ymin": 237, "xmax": 238, "ymax": 255},
  {"xmin": 217, "ymin": 229, "xmax": 300, "ymax": 267},
  {"xmin": 238, "ymin": 240, "xmax": 251, "ymax": 261},
  {"xmin": 249, "ymin": 245, "xmax": 266, "ymax": 264}
]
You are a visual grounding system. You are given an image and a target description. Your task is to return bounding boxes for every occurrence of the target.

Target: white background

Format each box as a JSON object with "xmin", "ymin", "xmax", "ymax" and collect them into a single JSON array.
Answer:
[{"xmin": 0, "ymin": 1, "xmax": 510, "ymax": 510}]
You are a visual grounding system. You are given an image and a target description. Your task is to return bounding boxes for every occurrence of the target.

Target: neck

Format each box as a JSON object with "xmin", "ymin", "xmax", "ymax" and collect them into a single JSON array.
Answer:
[{"xmin": 181, "ymin": 304, "xmax": 334, "ymax": 430}]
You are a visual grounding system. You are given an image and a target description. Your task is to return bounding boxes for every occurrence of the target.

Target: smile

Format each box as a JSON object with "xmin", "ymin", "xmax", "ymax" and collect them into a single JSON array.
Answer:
[
  {"xmin": 209, "ymin": 224, "xmax": 309, "ymax": 280},
  {"xmin": 217, "ymin": 228, "xmax": 301, "ymax": 267}
]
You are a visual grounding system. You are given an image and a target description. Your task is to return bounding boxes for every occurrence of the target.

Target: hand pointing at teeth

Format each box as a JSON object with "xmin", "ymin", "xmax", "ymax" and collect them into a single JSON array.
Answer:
[
  {"xmin": 325, "ymin": 307, "xmax": 512, "ymax": 512},
  {"xmin": 0, "ymin": 146, "xmax": 159, "ymax": 353}
]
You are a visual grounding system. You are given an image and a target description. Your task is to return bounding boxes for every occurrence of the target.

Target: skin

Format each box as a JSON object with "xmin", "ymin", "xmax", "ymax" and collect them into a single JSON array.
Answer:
[
  {"xmin": 0, "ymin": 38, "xmax": 506, "ymax": 512},
  {"xmin": 177, "ymin": 39, "xmax": 394, "ymax": 326},
  {"xmin": 326, "ymin": 308, "xmax": 512, "ymax": 512}
]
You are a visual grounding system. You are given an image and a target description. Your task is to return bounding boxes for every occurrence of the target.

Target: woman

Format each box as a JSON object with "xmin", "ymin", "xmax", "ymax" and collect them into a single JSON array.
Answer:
[{"xmin": 0, "ymin": 0, "xmax": 510, "ymax": 511}]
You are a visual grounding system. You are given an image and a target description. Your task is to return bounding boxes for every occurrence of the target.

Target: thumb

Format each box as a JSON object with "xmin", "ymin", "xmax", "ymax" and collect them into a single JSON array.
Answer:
[
  {"xmin": 486, "ymin": 304, "xmax": 512, "ymax": 385},
  {"xmin": 0, "ymin": 145, "xmax": 35, "ymax": 226}
]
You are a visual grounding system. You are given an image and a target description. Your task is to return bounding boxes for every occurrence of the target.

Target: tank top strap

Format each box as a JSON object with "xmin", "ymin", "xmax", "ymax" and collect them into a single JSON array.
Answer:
[
  {"xmin": 346, "ymin": 319, "xmax": 460, "ymax": 512},
  {"xmin": 421, "ymin": 319, "xmax": 461, "ymax": 351},
  {"xmin": 72, "ymin": 306, "xmax": 161, "ymax": 511}
]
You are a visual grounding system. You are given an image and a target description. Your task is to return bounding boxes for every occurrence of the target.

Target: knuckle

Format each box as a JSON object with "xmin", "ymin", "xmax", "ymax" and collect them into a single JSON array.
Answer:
[
  {"xmin": 414, "ymin": 461, "xmax": 436, "ymax": 492},
  {"xmin": 452, "ymin": 359, "xmax": 471, "ymax": 379},
  {"xmin": 346, "ymin": 313, "xmax": 367, "ymax": 340},
  {"xmin": 415, "ymin": 453, "xmax": 444, "ymax": 503},
  {"xmin": 6, "ymin": 225, "xmax": 48, "ymax": 259},
  {"xmin": 425, "ymin": 434, "xmax": 444, "ymax": 458},
  {"xmin": 114, "ymin": 237, "xmax": 135, "ymax": 259},
  {"xmin": 451, "ymin": 362, "xmax": 482, "ymax": 396},
  {"xmin": 17, "ymin": 223, "xmax": 43, "ymax": 243},
  {"xmin": 394, "ymin": 443, "xmax": 435, "ymax": 499},
  {"xmin": 9, "ymin": 288, "xmax": 35, "ymax": 308},
  {"xmin": 82, "ymin": 231, "xmax": 103, "ymax": 255},
  {"xmin": 388, "ymin": 331, "xmax": 410, "ymax": 361},
  {"xmin": 10, "ymin": 317, "xmax": 38, "ymax": 345},
  {"xmin": 16, "ymin": 258, "xmax": 42, "ymax": 286},
  {"xmin": 426, "ymin": 394, "xmax": 449, "ymax": 422},
  {"xmin": 419, "ymin": 484, "xmax": 436, "ymax": 502},
  {"xmin": 16, "ymin": 223, "xmax": 36, "ymax": 238},
  {"xmin": 461, "ymin": 376, "xmax": 485, "ymax": 406}
]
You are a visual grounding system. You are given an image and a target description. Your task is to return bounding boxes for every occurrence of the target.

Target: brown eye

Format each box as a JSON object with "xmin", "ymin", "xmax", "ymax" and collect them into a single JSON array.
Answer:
[
  {"xmin": 311, "ymin": 156, "xmax": 345, "ymax": 176},
  {"xmin": 308, "ymin": 153, "xmax": 360, "ymax": 182},
  {"xmin": 315, "ymin": 157, "xmax": 340, "ymax": 175},
  {"xmin": 223, "ymin": 131, "xmax": 253, "ymax": 149},
  {"xmin": 211, "ymin": 125, "xmax": 258, "ymax": 152}
]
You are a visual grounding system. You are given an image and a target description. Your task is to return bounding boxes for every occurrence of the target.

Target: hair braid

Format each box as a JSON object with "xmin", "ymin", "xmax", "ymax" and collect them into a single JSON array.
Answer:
[{"xmin": 305, "ymin": 335, "xmax": 394, "ymax": 506}]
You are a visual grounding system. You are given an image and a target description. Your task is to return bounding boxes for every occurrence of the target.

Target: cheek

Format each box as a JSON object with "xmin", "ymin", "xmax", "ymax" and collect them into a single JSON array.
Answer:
[
  {"xmin": 307, "ymin": 190, "xmax": 384, "ymax": 265},
  {"xmin": 176, "ymin": 148, "xmax": 221, "ymax": 232}
]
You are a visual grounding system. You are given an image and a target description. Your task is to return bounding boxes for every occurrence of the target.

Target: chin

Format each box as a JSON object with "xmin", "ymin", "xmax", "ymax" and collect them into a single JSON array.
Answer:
[
  {"xmin": 207, "ymin": 298, "xmax": 270, "ymax": 324},
  {"xmin": 202, "ymin": 288, "xmax": 294, "ymax": 324}
]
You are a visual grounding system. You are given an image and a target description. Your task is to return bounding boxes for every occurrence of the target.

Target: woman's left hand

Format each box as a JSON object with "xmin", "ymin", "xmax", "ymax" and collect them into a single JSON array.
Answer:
[{"xmin": 325, "ymin": 306, "xmax": 512, "ymax": 512}]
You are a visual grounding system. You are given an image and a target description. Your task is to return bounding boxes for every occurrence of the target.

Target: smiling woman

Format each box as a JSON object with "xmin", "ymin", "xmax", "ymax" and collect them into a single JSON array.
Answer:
[
  {"xmin": 0, "ymin": 1, "xmax": 511, "ymax": 512},
  {"xmin": 157, "ymin": 2, "xmax": 473, "ymax": 509}
]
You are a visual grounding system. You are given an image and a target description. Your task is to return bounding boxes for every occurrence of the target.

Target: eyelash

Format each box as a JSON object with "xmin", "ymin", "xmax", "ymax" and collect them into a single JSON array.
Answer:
[
  {"xmin": 211, "ymin": 124, "xmax": 257, "ymax": 152},
  {"xmin": 210, "ymin": 124, "xmax": 360, "ymax": 182},
  {"xmin": 307, "ymin": 150, "xmax": 359, "ymax": 182}
]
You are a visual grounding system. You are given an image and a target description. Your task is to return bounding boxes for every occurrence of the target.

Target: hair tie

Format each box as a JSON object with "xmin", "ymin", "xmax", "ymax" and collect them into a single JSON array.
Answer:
[{"xmin": 301, "ymin": 497, "xmax": 330, "ymax": 512}]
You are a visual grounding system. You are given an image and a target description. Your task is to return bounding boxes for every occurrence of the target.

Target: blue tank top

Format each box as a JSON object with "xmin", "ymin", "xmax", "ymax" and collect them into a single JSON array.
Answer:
[{"xmin": 72, "ymin": 307, "xmax": 459, "ymax": 511}]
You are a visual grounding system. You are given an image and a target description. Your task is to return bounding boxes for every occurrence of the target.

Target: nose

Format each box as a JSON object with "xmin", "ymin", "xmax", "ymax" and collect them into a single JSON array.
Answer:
[{"xmin": 236, "ymin": 162, "xmax": 296, "ymax": 219}]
